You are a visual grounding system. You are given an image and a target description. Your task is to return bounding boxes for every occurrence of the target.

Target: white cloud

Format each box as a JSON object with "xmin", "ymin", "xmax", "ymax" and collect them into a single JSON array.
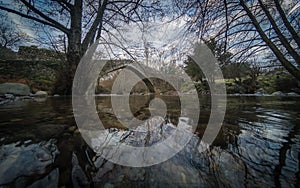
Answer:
[
  {"xmin": 97, "ymin": 16, "xmax": 195, "ymax": 69},
  {"xmin": 7, "ymin": 13, "xmax": 36, "ymax": 38}
]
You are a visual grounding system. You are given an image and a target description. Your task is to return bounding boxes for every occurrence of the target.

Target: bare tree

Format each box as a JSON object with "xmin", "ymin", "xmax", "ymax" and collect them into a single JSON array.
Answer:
[
  {"xmin": 177, "ymin": 0, "xmax": 300, "ymax": 80},
  {"xmin": 0, "ymin": 23, "xmax": 28, "ymax": 50},
  {"xmin": 0, "ymin": 0, "xmax": 159, "ymax": 94},
  {"xmin": 240, "ymin": 0, "xmax": 300, "ymax": 80}
]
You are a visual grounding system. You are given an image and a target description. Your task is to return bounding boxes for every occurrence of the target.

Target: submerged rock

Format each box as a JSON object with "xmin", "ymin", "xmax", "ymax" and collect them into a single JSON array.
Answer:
[
  {"xmin": 89, "ymin": 116, "xmax": 245, "ymax": 187},
  {"xmin": 33, "ymin": 97, "xmax": 47, "ymax": 102},
  {"xmin": 0, "ymin": 139, "xmax": 59, "ymax": 186},
  {"xmin": 4, "ymin": 94, "xmax": 14, "ymax": 99},
  {"xmin": 0, "ymin": 83, "xmax": 30, "ymax": 96}
]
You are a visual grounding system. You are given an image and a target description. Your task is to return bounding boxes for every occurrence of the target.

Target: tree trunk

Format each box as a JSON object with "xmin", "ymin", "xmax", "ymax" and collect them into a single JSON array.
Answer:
[
  {"xmin": 53, "ymin": 52, "xmax": 81, "ymax": 95},
  {"xmin": 54, "ymin": 0, "xmax": 83, "ymax": 95}
]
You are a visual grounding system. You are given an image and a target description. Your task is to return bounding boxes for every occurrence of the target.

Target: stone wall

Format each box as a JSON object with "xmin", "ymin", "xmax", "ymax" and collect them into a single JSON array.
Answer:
[{"xmin": 0, "ymin": 60, "xmax": 60, "ymax": 94}]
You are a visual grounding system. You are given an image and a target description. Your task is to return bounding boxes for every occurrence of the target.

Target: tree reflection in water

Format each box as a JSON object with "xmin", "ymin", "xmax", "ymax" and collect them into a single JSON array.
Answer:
[{"xmin": 0, "ymin": 96, "xmax": 299, "ymax": 187}]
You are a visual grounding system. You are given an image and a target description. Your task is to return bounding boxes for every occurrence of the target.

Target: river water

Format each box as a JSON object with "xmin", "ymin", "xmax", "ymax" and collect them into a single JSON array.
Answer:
[{"xmin": 0, "ymin": 95, "xmax": 299, "ymax": 187}]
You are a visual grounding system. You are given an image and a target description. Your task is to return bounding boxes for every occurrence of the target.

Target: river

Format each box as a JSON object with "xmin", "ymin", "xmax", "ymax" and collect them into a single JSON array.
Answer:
[{"xmin": 0, "ymin": 95, "xmax": 299, "ymax": 187}]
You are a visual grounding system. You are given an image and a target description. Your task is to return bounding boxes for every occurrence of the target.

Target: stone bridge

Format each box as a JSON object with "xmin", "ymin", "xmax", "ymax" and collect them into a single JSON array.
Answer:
[{"xmin": 99, "ymin": 60, "xmax": 155, "ymax": 93}]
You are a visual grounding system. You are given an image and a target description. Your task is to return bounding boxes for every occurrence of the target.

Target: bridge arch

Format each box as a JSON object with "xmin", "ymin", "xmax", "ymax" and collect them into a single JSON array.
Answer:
[
  {"xmin": 125, "ymin": 65, "xmax": 155, "ymax": 94},
  {"xmin": 99, "ymin": 60, "xmax": 155, "ymax": 94}
]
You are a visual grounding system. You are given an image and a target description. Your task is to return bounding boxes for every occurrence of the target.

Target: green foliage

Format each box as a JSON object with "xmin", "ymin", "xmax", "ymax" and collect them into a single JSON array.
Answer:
[
  {"xmin": 274, "ymin": 72, "xmax": 299, "ymax": 92},
  {"xmin": 183, "ymin": 56, "xmax": 204, "ymax": 82},
  {"xmin": 257, "ymin": 77, "xmax": 277, "ymax": 94},
  {"xmin": 180, "ymin": 81, "xmax": 210, "ymax": 94},
  {"xmin": 226, "ymin": 83, "xmax": 246, "ymax": 94},
  {"xmin": 242, "ymin": 78, "xmax": 257, "ymax": 94},
  {"xmin": 194, "ymin": 81, "xmax": 209, "ymax": 94},
  {"xmin": 0, "ymin": 47, "xmax": 17, "ymax": 60},
  {"xmin": 222, "ymin": 63, "xmax": 250, "ymax": 80},
  {"xmin": 18, "ymin": 46, "xmax": 65, "ymax": 61},
  {"xmin": 180, "ymin": 82, "xmax": 195, "ymax": 93},
  {"xmin": 184, "ymin": 39, "xmax": 233, "ymax": 83},
  {"xmin": 0, "ymin": 60, "xmax": 60, "ymax": 70},
  {"xmin": 205, "ymin": 39, "xmax": 232, "ymax": 66}
]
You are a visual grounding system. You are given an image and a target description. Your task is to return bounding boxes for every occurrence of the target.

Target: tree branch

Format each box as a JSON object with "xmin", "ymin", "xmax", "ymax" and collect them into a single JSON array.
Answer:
[
  {"xmin": 82, "ymin": 0, "xmax": 108, "ymax": 54},
  {"xmin": 240, "ymin": 0, "xmax": 300, "ymax": 80},
  {"xmin": 0, "ymin": 5, "xmax": 69, "ymax": 34},
  {"xmin": 274, "ymin": 0, "xmax": 300, "ymax": 48},
  {"xmin": 257, "ymin": 0, "xmax": 300, "ymax": 64},
  {"xmin": 19, "ymin": 0, "xmax": 69, "ymax": 34}
]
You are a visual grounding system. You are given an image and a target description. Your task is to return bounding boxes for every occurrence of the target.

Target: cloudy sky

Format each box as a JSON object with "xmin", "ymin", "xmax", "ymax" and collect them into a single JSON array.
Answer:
[
  {"xmin": 2, "ymin": 0, "xmax": 196, "ymax": 68},
  {"xmin": 2, "ymin": 0, "xmax": 299, "ymax": 68},
  {"xmin": 96, "ymin": 16, "xmax": 196, "ymax": 67}
]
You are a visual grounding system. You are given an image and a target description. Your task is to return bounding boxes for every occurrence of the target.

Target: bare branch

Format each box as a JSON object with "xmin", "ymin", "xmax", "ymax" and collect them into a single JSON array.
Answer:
[
  {"xmin": 0, "ymin": 5, "xmax": 69, "ymax": 34},
  {"xmin": 19, "ymin": 0, "xmax": 69, "ymax": 34}
]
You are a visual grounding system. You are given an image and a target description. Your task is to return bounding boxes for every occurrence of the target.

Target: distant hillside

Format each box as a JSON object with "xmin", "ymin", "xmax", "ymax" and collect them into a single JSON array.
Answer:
[{"xmin": 0, "ymin": 45, "xmax": 65, "ymax": 61}]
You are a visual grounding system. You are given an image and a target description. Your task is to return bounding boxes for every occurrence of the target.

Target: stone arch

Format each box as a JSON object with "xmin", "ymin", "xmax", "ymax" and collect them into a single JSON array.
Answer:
[
  {"xmin": 125, "ymin": 65, "xmax": 155, "ymax": 93},
  {"xmin": 100, "ymin": 62, "xmax": 155, "ymax": 94}
]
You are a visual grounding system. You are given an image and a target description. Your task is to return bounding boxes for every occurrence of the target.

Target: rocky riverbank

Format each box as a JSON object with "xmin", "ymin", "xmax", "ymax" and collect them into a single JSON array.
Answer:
[
  {"xmin": 0, "ymin": 82, "xmax": 50, "ymax": 105},
  {"xmin": 0, "ymin": 60, "xmax": 58, "ymax": 94}
]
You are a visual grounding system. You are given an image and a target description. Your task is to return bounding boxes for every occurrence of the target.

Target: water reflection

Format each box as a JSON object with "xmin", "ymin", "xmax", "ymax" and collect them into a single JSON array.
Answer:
[{"xmin": 0, "ymin": 96, "xmax": 299, "ymax": 187}]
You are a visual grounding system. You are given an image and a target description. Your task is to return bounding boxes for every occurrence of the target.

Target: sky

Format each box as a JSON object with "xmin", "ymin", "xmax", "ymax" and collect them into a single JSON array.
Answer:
[
  {"xmin": 2, "ymin": 0, "xmax": 299, "ymax": 68},
  {"xmin": 96, "ymin": 16, "xmax": 195, "ymax": 68},
  {"xmin": 7, "ymin": 13, "xmax": 35, "ymax": 38},
  {"xmin": 1, "ymin": 0, "xmax": 195, "ymax": 68}
]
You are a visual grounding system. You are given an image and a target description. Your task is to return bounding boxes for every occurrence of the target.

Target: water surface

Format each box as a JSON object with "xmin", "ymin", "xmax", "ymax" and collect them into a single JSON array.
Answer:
[{"xmin": 0, "ymin": 96, "xmax": 299, "ymax": 187}]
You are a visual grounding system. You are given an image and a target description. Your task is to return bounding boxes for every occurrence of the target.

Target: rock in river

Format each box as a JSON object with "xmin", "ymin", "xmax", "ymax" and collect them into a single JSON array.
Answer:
[
  {"xmin": 0, "ymin": 139, "xmax": 59, "ymax": 186},
  {"xmin": 27, "ymin": 168, "xmax": 59, "ymax": 188},
  {"xmin": 0, "ymin": 83, "xmax": 30, "ymax": 96},
  {"xmin": 34, "ymin": 91, "xmax": 48, "ymax": 98},
  {"xmin": 90, "ymin": 116, "xmax": 245, "ymax": 187},
  {"xmin": 271, "ymin": 91, "xmax": 284, "ymax": 96}
]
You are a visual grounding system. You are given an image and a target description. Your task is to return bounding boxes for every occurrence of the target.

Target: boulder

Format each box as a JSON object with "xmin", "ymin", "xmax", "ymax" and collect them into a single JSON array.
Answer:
[
  {"xmin": 27, "ymin": 168, "xmax": 59, "ymax": 188},
  {"xmin": 34, "ymin": 91, "xmax": 48, "ymax": 98},
  {"xmin": 91, "ymin": 117, "xmax": 245, "ymax": 187},
  {"xmin": 0, "ymin": 140, "xmax": 58, "ymax": 185},
  {"xmin": 271, "ymin": 91, "xmax": 284, "ymax": 96},
  {"xmin": 0, "ymin": 83, "xmax": 30, "ymax": 96}
]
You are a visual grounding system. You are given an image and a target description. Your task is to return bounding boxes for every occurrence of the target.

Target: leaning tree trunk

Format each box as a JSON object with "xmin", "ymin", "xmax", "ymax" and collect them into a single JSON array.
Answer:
[{"xmin": 240, "ymin": 0, "xmax": 300, "ymax": 81}]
